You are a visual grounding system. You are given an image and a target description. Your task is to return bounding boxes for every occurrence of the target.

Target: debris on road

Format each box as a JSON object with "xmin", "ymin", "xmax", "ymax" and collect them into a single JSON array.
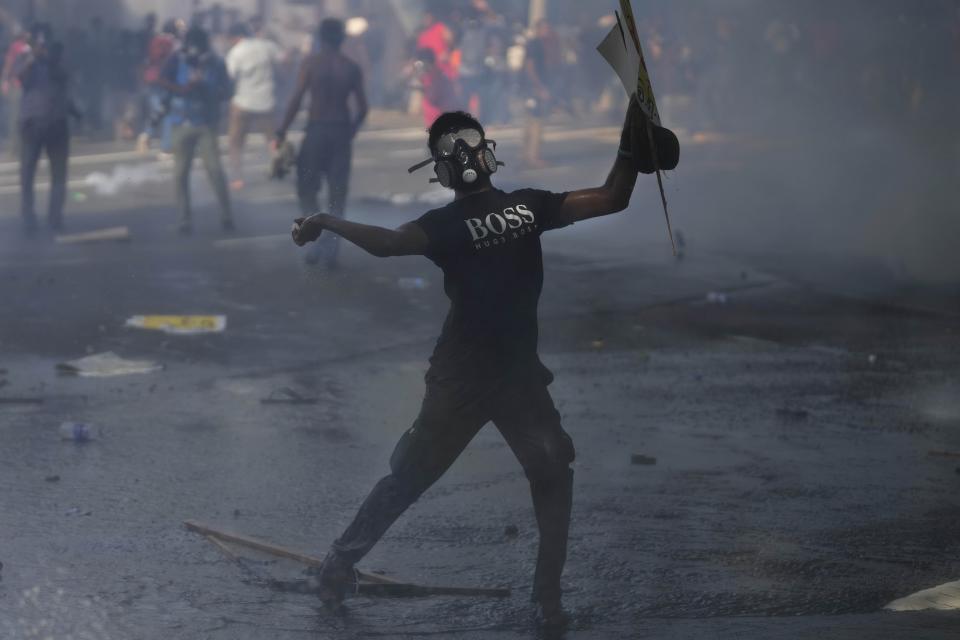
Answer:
[
  {"xmin": 397, "ymin": 277, "xmax": 429, "ymax": 290},
  {"xmin": 64, "ymin": 507, "xmax": 92, "ymax": 516},
  {"xmin": 57, "ymin": 351, "xmax": 163, "ymax": 378},
  {"xmin": 631, "ymin": 454, "xmax": 657, "ymax": 466},
  {"xmin": 125, "ymin": 315, "xmax": 227, "ymax": 335},
  {"xmin": 868, "ymin": 354, "xmax": 878, "ymax": 365},
  {"xmin": 59, "ymin": 422, "xmax": 98, "ymax": 442},
  {"xmin": 260, "ymin": 387, "xmax": 319, "ymax": 405},
  {"xmin": 504, "ymin": 524, "xmax": 519, "ymax": 537},
  {"xmin": 44, "ymin": 475, "xmax": 61, "ymax": 483},
  {"xmin": 776, "ymin": 407, "xmax": 810, "ymax": 421},
  {"xmin": 705, "ymin": 291, "xmax": 728, "ymax": 304},
  {"xmin": 591, "ymin": 339, "xmax": 605, "ymax": 350},
  {"xmin": 54, "ymin": 226, "xmax": 131, "ymax": 245},
  {"xmin": 185, "ymin": 520, "xmax": 510, "ymax": 598},
  {"xmin": 886, "ymin": 580, "xmax": 960, "ymax": 611}
]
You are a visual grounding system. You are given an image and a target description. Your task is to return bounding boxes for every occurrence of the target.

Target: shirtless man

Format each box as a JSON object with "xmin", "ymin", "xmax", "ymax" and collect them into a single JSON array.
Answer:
[
  {"xmin": 290, "ymin": 99, "xmax": 679, "ymax": 629},
  {"xmin": 275, "ymin": 18, "xmax": 367, "ymax": 268}
]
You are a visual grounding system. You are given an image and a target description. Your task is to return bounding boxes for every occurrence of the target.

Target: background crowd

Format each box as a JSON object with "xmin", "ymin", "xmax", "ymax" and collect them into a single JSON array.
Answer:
[{"xmin": 0, "ymin": 0, "xmax": 957, "ymax": 155}]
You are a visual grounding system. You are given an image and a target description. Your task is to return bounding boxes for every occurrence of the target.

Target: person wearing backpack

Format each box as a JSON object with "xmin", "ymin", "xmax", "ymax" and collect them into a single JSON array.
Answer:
[{"xmin": 159, "ymin": 25, "xmax": 234, "ymax": 234}]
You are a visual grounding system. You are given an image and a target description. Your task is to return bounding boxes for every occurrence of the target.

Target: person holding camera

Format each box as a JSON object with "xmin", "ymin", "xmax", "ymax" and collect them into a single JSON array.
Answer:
[{"xmin": 159, "ymin": 26, "xmax": 234, "ymax": 235}]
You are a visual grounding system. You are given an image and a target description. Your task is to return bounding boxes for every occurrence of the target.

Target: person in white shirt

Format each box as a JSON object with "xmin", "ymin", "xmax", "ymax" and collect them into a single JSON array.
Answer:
[{"xmin": 225, "ymin": 22, "xmax": 282, "ymax": 190}]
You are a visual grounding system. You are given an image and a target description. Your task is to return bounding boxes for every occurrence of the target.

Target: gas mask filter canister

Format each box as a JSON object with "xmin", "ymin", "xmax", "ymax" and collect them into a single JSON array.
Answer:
[{"xmin": 407, "ymin": 127, "xmax": 503, "ymax": 189}]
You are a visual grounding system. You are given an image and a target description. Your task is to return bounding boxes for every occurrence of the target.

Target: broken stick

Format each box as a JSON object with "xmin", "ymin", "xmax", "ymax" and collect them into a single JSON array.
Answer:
[
  {"xmin": 185, "ymin": 519, "xmax": 397, "ymax": 583},
  {"xmin": 185, "ymin": 520, "xmax": 510, "ymax": 597}
]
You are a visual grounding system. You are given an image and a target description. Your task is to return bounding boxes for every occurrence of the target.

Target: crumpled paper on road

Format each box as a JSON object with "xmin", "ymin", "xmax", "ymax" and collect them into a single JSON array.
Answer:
[{"xmin": 57, "ymin": 352, "xmax": 163, "ymax": 378}]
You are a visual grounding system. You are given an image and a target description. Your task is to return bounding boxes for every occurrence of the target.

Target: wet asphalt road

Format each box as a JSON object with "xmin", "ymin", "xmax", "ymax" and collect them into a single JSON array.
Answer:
[{"xmin": 0, "ymin": 121, "xmax": 959, "ymax": 639}]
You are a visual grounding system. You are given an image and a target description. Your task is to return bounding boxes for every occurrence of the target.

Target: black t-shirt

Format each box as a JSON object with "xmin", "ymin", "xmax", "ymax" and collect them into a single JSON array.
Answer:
[{"xmin": 412, "ymin": 187, "xmax": 569, "ymax": 381}]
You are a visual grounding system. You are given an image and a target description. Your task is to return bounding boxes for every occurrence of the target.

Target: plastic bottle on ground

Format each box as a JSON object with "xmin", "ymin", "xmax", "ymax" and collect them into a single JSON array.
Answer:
[{"xmin": 59, "ymin": 422, "xmax": 98, "ymax": 442}]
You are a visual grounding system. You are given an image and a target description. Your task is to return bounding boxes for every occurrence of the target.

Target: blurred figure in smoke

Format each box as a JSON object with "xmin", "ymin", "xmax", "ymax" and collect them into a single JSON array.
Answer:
[
  {"xmin": 361, "ymin": 11, "xmax": 386, "ymax": 108},
  {"xmin": 137, "ymin": 19, "xmax": 177, "ymax": 154},
  {"xmin": 159, "ymin": 25, "xmax": 234, "ymax": 234},
  {"xmin": 416, "ymin": 0, "xmax": 456, "ymax": 81},
  {"xmin": 2, "ymin": 27, "xmax": 29, "ymax": 159},
  {"xmin": 15, "ymin": 24, "xmax": 80, "ymax": 236},
  {"xmin": 138, "ymin": 12, "xmax": 158, "ymax": 60},
  {"xmin": 458, "ymin": 0, "xmax": 505, "ymax": 119},
  {"xmin": 275, "ymin": 18, "xmax": 367, "ymax": 268},
  {"xmin": 82, "ymin": 17, "xmax": 108, "ymax": 136},
  {"xmin": 290, "ymin": 95, "xmax": 677, "ymax": 631},
  {"xmin": 523, "ymin": 18, "xmax": 562, "ymax": 168},
  {"xmin": 413, "ymin": 47, "xmax": 461, "ymax": 128},
  {"xmin": 225, "ymin": 22, "xmax": 282, "ymax": 190}
]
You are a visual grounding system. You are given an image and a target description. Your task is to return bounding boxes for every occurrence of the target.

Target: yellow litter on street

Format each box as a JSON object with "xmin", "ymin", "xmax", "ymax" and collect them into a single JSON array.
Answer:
[{"xmin": 125, "ymin": 315, "xmax": 227, "ymax": 335}]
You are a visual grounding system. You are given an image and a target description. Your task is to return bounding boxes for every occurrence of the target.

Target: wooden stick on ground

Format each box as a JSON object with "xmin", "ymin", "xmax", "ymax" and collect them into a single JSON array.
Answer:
[
  {"xmin": 205, "ymin": 533, "xmax": 242, "ymax": 562},
  {"xmin": 185, "ymin": 520, "xmax": 510, "ymax": 597},
  {"xmin": 357, "ymin": 583, "xmax": 511, "ymax": 598},
  {"xmin": 186, "ymin": 520, "xmax": 400, "ymax": 585}
]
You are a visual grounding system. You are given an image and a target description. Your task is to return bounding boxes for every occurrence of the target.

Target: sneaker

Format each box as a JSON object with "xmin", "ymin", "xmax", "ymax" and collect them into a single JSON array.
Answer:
[{"xmin": 307, "ymin": 552, "xmax": 356, "ymax": 609}]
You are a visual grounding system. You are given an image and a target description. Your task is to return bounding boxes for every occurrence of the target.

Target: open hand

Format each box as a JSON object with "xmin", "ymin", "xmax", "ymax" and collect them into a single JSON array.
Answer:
[{"xmin": 291, "ymin": 215, "xmax": 324, "ymax": 246}]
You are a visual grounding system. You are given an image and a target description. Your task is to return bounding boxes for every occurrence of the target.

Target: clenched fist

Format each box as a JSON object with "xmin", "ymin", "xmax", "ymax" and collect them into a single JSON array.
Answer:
[{"xmin": 292, "ymin": 214, "xmax": 325, "ymax": 246}]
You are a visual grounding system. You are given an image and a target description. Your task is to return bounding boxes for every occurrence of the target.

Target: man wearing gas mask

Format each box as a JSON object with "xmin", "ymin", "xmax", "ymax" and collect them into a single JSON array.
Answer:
[
  {"xmin": 291, "ymin": 100, "xmax": 678, "ymax": 629},
  {"xmin": 159, "ymin": 26, "xmax": 234, "ymax": 235}
]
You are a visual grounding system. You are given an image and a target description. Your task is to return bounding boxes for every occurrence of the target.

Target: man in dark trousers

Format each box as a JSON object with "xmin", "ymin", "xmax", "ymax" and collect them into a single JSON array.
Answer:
[
  {"xmin": 159, "ymin": 26, "xmax": 234, "ymax": 235},
  {"xmin": 291, "ymin": 98, "xmax": 679, "ymax": 628},
  {"xmin": 275, "ymin": 18, "xmax": 367, "ymax": 268},
  {"xmin": 15, "ymin": 24, "xmax": 78, "ymax": 236}
]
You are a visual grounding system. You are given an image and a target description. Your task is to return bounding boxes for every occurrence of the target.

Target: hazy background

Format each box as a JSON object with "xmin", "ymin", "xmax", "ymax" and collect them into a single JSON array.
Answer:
[{"xmin": 1, "ymin": 0, "xmax": 957, "ymax": 289}]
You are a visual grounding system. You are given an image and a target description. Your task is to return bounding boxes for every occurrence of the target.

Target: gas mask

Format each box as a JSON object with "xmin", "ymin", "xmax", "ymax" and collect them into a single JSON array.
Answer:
[{"xmin": 408, "ymin": 127, "xmax": 503, "ymax": 189}]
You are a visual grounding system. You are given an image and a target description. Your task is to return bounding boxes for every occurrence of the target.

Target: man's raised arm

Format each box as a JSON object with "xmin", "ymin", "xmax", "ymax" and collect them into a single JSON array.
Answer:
[
  {"xmin": 555, "ymin": 100, "xmax": 643, "ymax": 226},
  {"xmin": 292, "ymin": 215, "xmax": 428, "ymax": 257}
]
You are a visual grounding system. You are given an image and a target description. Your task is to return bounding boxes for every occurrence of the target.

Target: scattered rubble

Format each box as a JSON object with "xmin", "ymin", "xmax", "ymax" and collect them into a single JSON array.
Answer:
[
  {"xmin": 54, "ymin": 226, "xmax": 130, "ymax": 245},
  {"xmin": 57, "ymin": 352, "xmax": 163, "ymax": 378},
  {"xmin": 125, "ymin": 315, "xmax": 227, "ymax": 335}
]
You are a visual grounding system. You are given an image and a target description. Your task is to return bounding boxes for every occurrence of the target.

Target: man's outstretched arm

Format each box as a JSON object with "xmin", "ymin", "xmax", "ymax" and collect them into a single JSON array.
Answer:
[
  {"xmin": 292, "ymin": 215, "xmax": 428, "ymax": 257},
  {"xmin": 555, "ymin": 101, "xmax": 641, "ymax": 226}
]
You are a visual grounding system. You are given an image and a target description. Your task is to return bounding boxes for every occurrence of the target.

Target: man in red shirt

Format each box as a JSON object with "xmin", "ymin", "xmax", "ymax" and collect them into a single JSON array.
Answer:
[{"xmin": 416, "ymin": 2, "xmax": 456, "ymax": 80}]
